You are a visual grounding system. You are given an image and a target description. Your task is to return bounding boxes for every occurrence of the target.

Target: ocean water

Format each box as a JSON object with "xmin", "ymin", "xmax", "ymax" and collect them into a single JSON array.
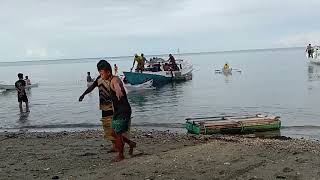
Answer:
[{"xmin": 1, "ymin": 48, "xmax": 320, "ymax": 139}]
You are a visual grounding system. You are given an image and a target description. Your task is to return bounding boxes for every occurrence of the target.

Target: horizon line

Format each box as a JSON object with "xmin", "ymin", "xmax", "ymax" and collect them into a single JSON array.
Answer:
[{"xmin": 0, "ymin": 46, "xmax": 303, "ymax": 64}]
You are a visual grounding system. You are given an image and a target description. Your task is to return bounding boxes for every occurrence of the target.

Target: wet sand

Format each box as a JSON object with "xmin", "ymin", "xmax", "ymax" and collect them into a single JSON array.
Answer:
[{"xmin": 0, "ymin": 129, "xmax": 320, "ymax": 180}]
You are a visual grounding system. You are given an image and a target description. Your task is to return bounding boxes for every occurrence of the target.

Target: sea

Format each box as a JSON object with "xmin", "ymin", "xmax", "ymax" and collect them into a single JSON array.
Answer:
[{"xmin": 1, "ymin": 47, "xmax": 320, "ymax": 140}]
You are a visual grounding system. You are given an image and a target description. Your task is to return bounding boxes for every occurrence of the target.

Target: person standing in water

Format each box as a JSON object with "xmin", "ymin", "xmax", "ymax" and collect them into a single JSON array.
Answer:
[
  {"xmin": 79, "ymin": 71, "xmax": 116, "ymax": 152},
  {"xmin": 114, "ymin": 64, "xmax": 118, "ymax": 75},
  {"xmin": 86, "ymin": 72, "xmax": 94, "ymax": 87},
  {"xmin": 97, "ymin": 60, "xmax": 136, "ymax": 162},
  {"xmin": 306, "ymin": 44, "xmax": 313, "ymax": 58},
  {"xmin": 15, "ymin": 73, "xmax": 29, "ymax": 112},
  {"xmin": 168, "ymin": 54, "xmax": 179, "ymax": 71},
  {"xmin": 87, "ymin": 72, "xmax": 94, "ymax": 82},
  {"xmin": 24, "ymin": 76, "xmax": 31, "ymax": 85}
]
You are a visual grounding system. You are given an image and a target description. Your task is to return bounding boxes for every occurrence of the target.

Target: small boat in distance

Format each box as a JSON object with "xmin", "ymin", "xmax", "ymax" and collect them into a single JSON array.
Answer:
[{"xmin": 0, "ymin": 83, "xmax": 39, "ymax": 90}]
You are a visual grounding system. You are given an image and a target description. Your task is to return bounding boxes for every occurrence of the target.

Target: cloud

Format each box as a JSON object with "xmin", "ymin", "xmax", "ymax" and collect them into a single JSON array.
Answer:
[
  {"xmin": 25, "ymin": 48, "xmax": 48, "ymax": 58},
  {"xmin": 0, "ymin": 0, "xmax": 320, "ymax": 61},
  {"xmin": 277, "ymin": 32, "xmax": 320, "ymax": 47}
]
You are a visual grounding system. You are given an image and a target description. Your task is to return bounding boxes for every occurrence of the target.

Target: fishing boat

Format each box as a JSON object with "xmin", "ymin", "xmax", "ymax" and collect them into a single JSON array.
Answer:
[
  {"xmin": 215, "ymin": 68, "xmax": 241, "ymax": 75},
  {"xmin": 185, "ymin": 114, "xmax": 281, "ymax": 135},
  {"xmin": 310, "ymin": 58, "xmax": 320, "ymax": 65},
  {"xmin": 123, "ymin": 59, "xmax": 193, "ymax": 86},
  {"xmin": 0, "ymin": 83, "xmax": 39, "ymax": 90}
]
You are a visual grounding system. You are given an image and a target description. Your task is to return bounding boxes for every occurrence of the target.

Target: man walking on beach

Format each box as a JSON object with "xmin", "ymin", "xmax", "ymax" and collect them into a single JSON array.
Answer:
[
  {"xmin": 97, "ymin": 60, "xmax": 136, "ymax": 162},
  {"xmin": 79, "ymin": 73, "xmax": 116, "ymax": 152},
  {"xmin": 15, "ymin": 73, "xmax": 29, "ymax": 112}
]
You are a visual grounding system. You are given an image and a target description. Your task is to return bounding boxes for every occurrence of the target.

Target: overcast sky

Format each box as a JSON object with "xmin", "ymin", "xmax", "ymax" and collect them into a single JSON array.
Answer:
[{"xmin": 0, "ymin": 0, "xmax": 319, "ymax": 62}]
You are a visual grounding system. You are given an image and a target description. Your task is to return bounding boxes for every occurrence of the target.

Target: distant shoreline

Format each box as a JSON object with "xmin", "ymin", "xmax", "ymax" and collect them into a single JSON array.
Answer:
[{"xmin": 0, "ymin": 46, "xmax": 303, "ymax": 65}]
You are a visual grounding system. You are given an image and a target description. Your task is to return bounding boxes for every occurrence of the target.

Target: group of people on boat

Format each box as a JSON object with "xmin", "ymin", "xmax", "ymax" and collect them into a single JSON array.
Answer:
[{"xmin": 131, "ymin": 53, "xmax": 180, "ymax": 73}]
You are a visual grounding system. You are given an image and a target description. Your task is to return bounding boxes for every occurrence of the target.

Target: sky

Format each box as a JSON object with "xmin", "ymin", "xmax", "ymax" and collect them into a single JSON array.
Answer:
[{"xmin": 0, "ymin": 0, "xmax": 320, "ymax": 62}]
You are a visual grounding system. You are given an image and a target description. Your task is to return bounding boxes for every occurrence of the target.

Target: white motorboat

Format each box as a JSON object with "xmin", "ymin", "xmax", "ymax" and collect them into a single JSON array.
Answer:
[{"xmin": 123, "ymin": 79, "xmax": 155, "ymax": 92}]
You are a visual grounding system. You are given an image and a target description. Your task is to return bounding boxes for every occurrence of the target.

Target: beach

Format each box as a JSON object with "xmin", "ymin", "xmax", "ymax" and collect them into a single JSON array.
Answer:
[{"xmin": 1, "ymin": 129, "xmax": 320, "ymax": 180}]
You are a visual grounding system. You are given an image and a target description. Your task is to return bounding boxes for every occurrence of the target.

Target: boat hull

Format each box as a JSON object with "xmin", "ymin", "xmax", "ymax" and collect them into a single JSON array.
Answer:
[
  {"xmin": 185, "ymin": 115, "xmax": 281, "ymax": 135},
  {"xmin": 124, "ymin": 79, "xmax": 155, "ymax": 92},
  {"xmin": 310, "ymin": 58, "xmax": 320, "ymax": 65},
  {"xmin": 123, "ymin": 71, "xmax": 191, "ymax": 86}
]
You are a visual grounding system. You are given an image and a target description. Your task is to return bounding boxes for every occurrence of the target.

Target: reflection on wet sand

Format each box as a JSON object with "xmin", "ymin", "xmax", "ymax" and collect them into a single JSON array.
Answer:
[
  {"xmin": 308, "ymin": 63, "xmax": 320, "ymax": 81},
  {"xmin": 18, "ymin": 112, "xmax": 30, "ymax": 127}
]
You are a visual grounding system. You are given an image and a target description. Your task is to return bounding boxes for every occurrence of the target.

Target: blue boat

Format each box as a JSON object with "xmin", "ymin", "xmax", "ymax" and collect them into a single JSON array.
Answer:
[
  {"xmin": 123, "ymin": 60, "xmax": 193, "ymax": 86},
  {"xmin": 123, "ymin": 72, "xmax": 172, "ymax": 86}
]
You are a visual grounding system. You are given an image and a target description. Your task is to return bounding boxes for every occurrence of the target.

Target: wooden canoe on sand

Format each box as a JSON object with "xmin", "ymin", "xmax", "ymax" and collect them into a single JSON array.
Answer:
[{"xmin": 185, "ymin": 114, "xmax": 281, "ymax": 135}]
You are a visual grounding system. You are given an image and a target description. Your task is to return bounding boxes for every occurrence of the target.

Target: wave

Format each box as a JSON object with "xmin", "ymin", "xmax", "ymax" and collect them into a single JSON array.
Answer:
[{"xmin": 281, "ymin": 125, "xmax": 320, "ymax": 130}]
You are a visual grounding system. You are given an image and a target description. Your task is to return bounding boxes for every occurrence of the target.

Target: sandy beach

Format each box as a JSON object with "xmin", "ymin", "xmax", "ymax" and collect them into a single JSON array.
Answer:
[{"xmin": 0, "ymin": 129, "xmax": 320, "ymax": 180}]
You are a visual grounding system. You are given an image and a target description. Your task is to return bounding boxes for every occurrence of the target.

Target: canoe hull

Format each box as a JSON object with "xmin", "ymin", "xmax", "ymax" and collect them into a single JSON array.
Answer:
[
  {"xmin": 124, "ymin": 80, "xmax": 155, "ymax": 92},
  {"xmin": 123, "ymin": 72, "xmax": 171, "ymax": 86},
  {"xmin": 185, "ymin": 115, "xmax": 281, "ymax": 135}
]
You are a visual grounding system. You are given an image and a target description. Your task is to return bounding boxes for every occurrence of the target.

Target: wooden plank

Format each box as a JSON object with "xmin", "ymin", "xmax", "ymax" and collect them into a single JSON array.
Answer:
[{"xmin": 186, "ymin": 115, "xmax": 235, "ymax": 121}]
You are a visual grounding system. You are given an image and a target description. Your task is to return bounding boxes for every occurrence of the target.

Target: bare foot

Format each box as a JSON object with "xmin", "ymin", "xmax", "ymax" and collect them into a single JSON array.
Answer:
[
  {"xmin": 112, "ymin": 156, "xmax": 124, "ymax": 162},
  {"xmin": 129, "ymin": 142, "xmax": 136, "ymax": 156},
  {"xmin": 107, "ymin": 148, "xmax": 117, "ymax": 153}
]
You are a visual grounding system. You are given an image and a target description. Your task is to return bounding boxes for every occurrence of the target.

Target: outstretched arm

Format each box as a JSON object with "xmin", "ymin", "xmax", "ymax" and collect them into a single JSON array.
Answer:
[{"xmin": 79, "ymin": 81, "xmax": 97, "ymax": 101}]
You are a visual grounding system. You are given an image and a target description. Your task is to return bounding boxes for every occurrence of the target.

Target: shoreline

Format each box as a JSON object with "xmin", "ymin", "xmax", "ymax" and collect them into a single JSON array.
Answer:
[
  {"xmin": 1, "ymin": 125, "xmax": 320, "ymax": 142},
  {"xmin": 1, "ymin": 129, "xmax": 320, "ymax": 179}
]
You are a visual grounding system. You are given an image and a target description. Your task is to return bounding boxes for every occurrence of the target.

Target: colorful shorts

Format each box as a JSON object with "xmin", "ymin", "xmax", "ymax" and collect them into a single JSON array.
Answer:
[
  {"xmin": 111, "ymin": 116, "xmax": 131, "ymax": 134},
  {"xmin": 100, "ymin": 110, "xmax": 114, "ymax": 141}
]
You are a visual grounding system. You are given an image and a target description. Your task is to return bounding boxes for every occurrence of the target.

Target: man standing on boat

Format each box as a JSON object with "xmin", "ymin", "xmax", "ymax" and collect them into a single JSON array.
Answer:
[
  {"xmin": 141, "ymin": 53, "xmax": 147, "ymax": 67},
  {"xmin": 15, "ymin": 73, "xmax": 29, "ymax": 112},
  {"xmin": 97, "ymin": 60, "xmax": 136, "ymax": 162},
  {"xmin": 131, "ymin": 54, "xmax": 144, "ymax": 73},
  {"xmin": 168, "ymin": 54, "xmax": 179, "ymax": 71},
  {"xmin": 114, "ymin": 64, "xmax": 118, "ymax": 75},
  {"xmin": 306, "ymin": 44, "xmax": 313, "ymax": 58}
]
